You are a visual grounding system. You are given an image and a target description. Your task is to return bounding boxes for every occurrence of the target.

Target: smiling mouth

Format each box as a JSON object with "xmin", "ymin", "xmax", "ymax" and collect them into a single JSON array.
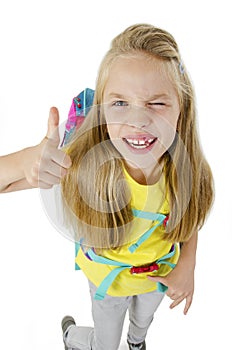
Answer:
[{"xmin": 123, "ymin": 136, "xmax": 157, "ymax": 149}]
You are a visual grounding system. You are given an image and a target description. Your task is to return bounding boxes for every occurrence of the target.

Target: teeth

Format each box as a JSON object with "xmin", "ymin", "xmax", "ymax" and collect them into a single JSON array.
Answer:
[
  {"xmin": 130, "ymin": 144, "xmax": 147, "ymax": 149},
  {"xmin": 125, "ymin": 137, "xmax": 156, "ymax": 149}
]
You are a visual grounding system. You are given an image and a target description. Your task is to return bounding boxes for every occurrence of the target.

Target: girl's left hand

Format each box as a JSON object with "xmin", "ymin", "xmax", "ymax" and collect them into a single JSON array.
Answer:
[{"xmin": 148, "ymin": 264, "xmax": 194, "ymax": 315}]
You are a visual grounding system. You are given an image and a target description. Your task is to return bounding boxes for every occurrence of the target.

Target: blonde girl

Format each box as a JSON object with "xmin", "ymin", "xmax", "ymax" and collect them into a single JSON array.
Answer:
[{"xmin": 61, "ymin": 24, "xmax": 214, "ymax": 350}]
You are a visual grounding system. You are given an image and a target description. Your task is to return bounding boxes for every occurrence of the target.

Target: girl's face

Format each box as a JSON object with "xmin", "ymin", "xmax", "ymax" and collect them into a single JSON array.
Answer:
[{"xmin": 103, "ymin": 54, "xmax": 180, "ymax": 184}]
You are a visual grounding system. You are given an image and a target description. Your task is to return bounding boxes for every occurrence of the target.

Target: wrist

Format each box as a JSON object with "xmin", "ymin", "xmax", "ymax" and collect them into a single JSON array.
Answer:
[
  {"xmin": 177, "ymin": 253, "xmax": 196, "ymax": 272},
  {"xmin": 177, "ymin": 245, "xmax": 197, "ymax": 273},
  {"xmin": 20, "ymin": 147, "xmax": 33, "ymax": 176}
]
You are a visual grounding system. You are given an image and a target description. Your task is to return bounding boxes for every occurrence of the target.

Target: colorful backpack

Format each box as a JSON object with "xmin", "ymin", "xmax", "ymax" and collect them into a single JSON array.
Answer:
[{"xmin": 61, "ymin": 88, "xmax": 95, "ymax": 147}]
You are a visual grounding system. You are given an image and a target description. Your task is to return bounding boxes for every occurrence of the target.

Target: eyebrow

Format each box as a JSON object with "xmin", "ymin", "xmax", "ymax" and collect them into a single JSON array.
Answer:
[
  {"xmin": 107, "ymin": 92, "xmax": 171, "ymax": 101},
  {"xmin": 107, "ymin": 93, "xmax": 127, "ymax": 99}
]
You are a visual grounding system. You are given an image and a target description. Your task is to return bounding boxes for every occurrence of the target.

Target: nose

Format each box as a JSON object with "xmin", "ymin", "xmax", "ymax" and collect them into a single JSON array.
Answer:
[{"xmin": 128, "ymin": 105, "xmax": 151, "ymax": 129}]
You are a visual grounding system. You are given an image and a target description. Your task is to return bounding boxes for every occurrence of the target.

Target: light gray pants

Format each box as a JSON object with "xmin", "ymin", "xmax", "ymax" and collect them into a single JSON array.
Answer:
[{"xmin": 64, "ymin": 281, "xmax": 164, "ymax": 350}]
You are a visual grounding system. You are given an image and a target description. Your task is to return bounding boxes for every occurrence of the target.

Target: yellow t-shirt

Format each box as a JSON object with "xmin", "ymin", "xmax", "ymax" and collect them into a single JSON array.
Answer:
[{"xmin": 75, "ymin": 169, "xmax": 180, "ymax": 297}]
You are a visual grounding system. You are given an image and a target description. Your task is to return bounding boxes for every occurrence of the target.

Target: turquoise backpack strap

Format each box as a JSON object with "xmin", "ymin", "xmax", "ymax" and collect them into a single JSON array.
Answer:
[
  {"xmin": 156, "ymin": 246, "xmax": 176, "ymax": 269},
  {"xmin": 87, "ymin": 248, "xmax": 132, "ymax": 300},
  {"xmin": 94, "ymin": 267, "xmax": 130, "ymax": 300},
  {"xmin": 75, "ymin": 241, "xmax": 81, "ymax": 270},
  {"xmin": 156, "ymin": 244, "xmax": 177, "ymax": 292},
  {"xmin": 129, "ymin": 210, "xmax": 166, "ymax": 253},
  {"xmin": 157, "ymin": 283, "xmax": 168, "ymax": 293},
  {"xmin": 132, "ymin": 209, "xmax": 166, "ymax": 221},
  {"xmin": 87, "ymin": 243, "xmax": 177, "ymax": 298}
]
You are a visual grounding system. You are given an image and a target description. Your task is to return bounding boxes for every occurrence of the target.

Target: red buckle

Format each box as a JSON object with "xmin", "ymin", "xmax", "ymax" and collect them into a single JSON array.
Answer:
[
  {"xmin": 130, "ymin": 262, "xmax": 159, "ymax": 274},
  {"xmin": 163, "ymin": 215, "xmax": 169, "ymax": 227}
]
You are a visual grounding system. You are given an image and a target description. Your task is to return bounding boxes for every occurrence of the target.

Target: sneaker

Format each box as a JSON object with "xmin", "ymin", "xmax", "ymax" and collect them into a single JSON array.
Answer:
[
  {"xmin": 127, "ymin": 340, "xmax": 146, "ymax": 350},
  {"xmin": 61, "ymin": 316, "xmax": 76, "ymax": 350}
]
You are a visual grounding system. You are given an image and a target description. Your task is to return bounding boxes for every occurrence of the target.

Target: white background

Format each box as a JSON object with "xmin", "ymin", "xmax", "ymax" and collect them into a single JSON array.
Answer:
[{"xmin": 0, "ymin": 0, "xmax": 231, "ymax": 349}]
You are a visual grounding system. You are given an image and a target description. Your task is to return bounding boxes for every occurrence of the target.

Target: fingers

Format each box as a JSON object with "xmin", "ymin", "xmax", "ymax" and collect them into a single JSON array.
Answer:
[
  {"xmin": 169, "ymin": 293, "xmax": 193, "ymax": 315},
  {"xmin": 183, "ymin": 295, "xmax": 193, "ymax": 315},
  {"xmin": 148, "ymin": 275, "xmax": 193, "ymax": 314},
  {"xmin": 38, "ymin": 172, "xmax": 61, "ymax": 187},
  {"xmin": 42, "ymin": 144, "xmax": 71, "ymax": 169},
  {"xmin": 40, "ymin": 157, "xmax": 69, "ymax": 179},
  {"xmin": 29, "ymin": 153, "xmax": 70, "ymax": 188}
]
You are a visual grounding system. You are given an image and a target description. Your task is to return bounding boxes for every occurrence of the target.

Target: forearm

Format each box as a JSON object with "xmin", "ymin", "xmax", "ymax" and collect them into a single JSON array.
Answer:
[
  {"xmin": 1, "ymin": 178, "xmax": 33, "ymax": 193},
  {"xmin": 178, "ymin": 230, "xmax": 198, "ymax": 270},
  {"xmin": 0, "ymin": 149, "xmax": 33, "ymax": 193}
]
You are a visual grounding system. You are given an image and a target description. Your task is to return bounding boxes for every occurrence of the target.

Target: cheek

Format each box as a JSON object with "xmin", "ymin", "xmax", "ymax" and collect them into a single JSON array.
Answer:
[
  {"xmin": 157, "ymin": 115, "xmax": 179, "ymax": 149},
  {"xmin": 106, "ymin": 123, "xmax": 120, "ymax": 140}
]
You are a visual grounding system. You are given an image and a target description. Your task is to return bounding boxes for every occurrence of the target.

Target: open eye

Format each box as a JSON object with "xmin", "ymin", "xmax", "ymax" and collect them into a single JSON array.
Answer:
[{"xmin": 112, "ymin": 100, "xmax": 129, "ymax": 107}]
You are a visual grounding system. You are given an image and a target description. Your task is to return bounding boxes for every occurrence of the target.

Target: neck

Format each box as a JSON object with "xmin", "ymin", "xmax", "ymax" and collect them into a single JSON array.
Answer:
[{"xmin": 124, "ymin": 162, "xmax": 163, "ymax": 185}]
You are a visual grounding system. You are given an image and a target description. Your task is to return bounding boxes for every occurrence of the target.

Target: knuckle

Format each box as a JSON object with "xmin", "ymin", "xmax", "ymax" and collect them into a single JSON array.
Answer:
[
  {"xmin": 28, "ymin": 177, "xmax": 38, "ymax": 187},
  {"xmin": 60, "ymin": 167, "xmax": 67, "ymax": 177},
  {"xmin": 64, "ymin": 155, "xmax": 72, "ymax": 167},
  {"xmin": 41, "ymin": 144, "xmax": 52, "ymax": 158},
  {"xmin": 27, "ymin": 169, "xmax": 39, "ymax": 186},
  {"xmin": 52, "ymin": 177, "xmax": 61, "ymax": 185}
]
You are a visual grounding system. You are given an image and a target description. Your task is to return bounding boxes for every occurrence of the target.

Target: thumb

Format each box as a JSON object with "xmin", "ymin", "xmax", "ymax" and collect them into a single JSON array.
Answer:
[
  {"xmin": 46, "ymin": 107, "xmax": 60, "ymax": 145},
  {"xmin": 147, "ymin": 275, "xmax": 167, "ymax": 285},
  {"xmin": 148, "ymin": 275, "xmax": 168, "ymax": 292}
]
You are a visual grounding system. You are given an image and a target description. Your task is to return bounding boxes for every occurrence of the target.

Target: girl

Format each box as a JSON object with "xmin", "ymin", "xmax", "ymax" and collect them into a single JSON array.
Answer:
[{"xmin": 60, "ymin": 24, "xmax": 214, "ymax": 350}]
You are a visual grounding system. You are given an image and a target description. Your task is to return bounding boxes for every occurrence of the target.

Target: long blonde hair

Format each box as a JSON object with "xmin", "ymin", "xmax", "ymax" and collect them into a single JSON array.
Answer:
[{"xmin": 61, "ymin": 24, "xmax": 214, "ymax": 248}]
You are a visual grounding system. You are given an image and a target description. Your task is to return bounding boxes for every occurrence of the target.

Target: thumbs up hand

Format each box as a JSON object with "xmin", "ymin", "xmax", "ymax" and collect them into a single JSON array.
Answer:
[{"xmin": 24, "ymin": 107, "xmax": 71, "ymax": 189}]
